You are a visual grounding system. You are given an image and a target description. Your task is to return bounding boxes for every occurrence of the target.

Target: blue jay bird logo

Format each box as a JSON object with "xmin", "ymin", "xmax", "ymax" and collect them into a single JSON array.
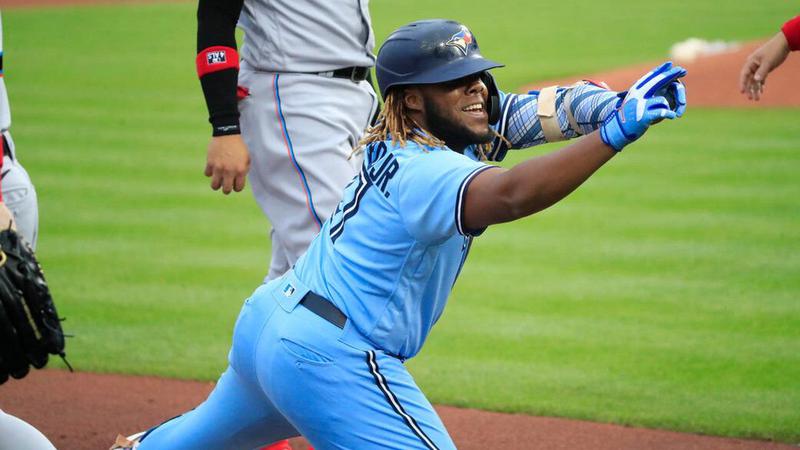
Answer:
[{"xmin": 445, "ymin": 26, "xmax": 474, "ymax": 56}]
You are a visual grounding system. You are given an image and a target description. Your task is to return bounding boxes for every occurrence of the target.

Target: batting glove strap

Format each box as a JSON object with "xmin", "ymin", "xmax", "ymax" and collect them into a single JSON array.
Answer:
[{"xmin": 600, "ymin": 96, "xmax": 674, "ymax": 151}]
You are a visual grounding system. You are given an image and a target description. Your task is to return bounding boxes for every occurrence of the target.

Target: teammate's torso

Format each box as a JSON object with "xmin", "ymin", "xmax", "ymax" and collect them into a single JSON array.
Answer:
[
  {"xmin": 238, "ymin": 0, "xmax": 375, "ymax": 73},
  {"xmin": 1, "ymin": 13, "xmax": 12, "ymax": 131},
  {"xmin": 293, "ymin": 139, "xmax": 489, "ymax": 358}
]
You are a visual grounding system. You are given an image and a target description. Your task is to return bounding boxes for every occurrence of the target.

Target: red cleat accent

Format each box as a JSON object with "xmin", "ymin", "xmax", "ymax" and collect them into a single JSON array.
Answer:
[{"xmin": 260, "ymin": 440, "xmax": 292, "ymax": 450}]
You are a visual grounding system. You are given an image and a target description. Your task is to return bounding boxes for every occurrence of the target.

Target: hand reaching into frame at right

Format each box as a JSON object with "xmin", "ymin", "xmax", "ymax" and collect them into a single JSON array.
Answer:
[
  {"xmin": 738, "ymin": 32, "xmax": 790, "ymax": 101},
  {"xmin": 739, "ymin": 16, "xmax": 799, "ymax": 101}
]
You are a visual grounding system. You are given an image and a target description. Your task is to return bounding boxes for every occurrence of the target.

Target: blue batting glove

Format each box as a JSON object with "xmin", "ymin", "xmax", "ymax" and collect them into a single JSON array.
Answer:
[
  {"xmin": 600, "ymin": 62, "xmax": 687, "ymax": 151},
  {"xmin": 654, "ymin": 79, "xmax": 687, "ymax": 118}
]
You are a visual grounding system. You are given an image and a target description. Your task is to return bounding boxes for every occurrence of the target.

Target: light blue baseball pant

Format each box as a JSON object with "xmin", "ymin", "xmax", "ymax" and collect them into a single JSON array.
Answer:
[{"xmin": 137, "ymin": 278, "xmax": 456, "ymax": 450}]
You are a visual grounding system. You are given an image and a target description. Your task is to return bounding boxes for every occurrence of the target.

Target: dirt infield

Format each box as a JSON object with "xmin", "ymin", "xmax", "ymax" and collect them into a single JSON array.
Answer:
[
  {"xmin": 2, "ymin": 369, "xmax": 798, "ymax": 450},
  {"xmin": 523, "ymin": 41, "xmax": 800, "ymax": 107}
]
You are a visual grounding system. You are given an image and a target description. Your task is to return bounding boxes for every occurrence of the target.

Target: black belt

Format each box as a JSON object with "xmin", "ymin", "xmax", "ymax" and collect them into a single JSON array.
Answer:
[
  {"xmin": 316, "ymin": 66, "xmax": 370, "ymax": 82},
  {"xmin": 299, "ymin": 291, "xmax": 347, "ymax": 329}
]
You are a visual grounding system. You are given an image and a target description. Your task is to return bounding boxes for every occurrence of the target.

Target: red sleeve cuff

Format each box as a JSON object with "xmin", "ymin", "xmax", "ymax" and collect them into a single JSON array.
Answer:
[
  {"xmin": 781, "ymin": 16, "xmax": 800, "ymax": 51},
  {"xmin": 196, "ymin": 46, "xmax": 240, "ymax": 78}
]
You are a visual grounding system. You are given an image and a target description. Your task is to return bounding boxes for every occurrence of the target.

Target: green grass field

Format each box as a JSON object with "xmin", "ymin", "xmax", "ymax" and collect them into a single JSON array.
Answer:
[{"xmin": 4, "ymin": 0, "xmax": 799, "ymax": 442}]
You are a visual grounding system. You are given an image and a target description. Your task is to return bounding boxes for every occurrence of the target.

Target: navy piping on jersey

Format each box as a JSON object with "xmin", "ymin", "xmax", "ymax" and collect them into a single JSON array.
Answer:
[
  {"xmin": 330, "ymin": 166, "xmax": 372, "ymax": 243},
  {"xmin": 365, "ymin": 351, "xmax": 439, "ymax": 450},
  {"xmin": 455, "ymin": 165, "xmax": 497, "ymax": 236}
]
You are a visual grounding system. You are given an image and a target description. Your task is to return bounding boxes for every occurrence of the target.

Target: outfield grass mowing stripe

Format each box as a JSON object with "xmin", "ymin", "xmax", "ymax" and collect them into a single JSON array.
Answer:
[{"xmin": 4, "ymin": 2, "xmax": 799, "ymax": 442}]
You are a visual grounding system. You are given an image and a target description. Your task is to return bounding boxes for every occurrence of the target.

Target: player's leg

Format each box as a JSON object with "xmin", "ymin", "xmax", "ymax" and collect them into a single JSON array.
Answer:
[
  {"xmin": 255, "ymin": 282, "xmax": 456, "ymax": 450},
  {"xmin": 135, "ymin": 366, "xmax": 298, "ymax": 449},
  {"xmin": 0, "ymin": 410, "xmax": 56, "ymax": 450},
  {"xmin": 136, "ymin": 288, "xmax": 300, "ymax": 449},
  {"xmin": 239, "ymin": 69, "xmax": 377, "ymax": 278},
  {"xmin": 264, "ymin": 227, "xmax": 292, "ymax": 282},
  {"xmin": 1, "ymin": 132, "xmax": 38, "ymax": 249}
]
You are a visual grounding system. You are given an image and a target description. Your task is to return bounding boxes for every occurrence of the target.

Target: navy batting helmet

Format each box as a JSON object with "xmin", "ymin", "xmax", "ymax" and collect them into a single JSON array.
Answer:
[{"xmin": 376, "ymin": 19, "xmax": 504, "ymax": 98}]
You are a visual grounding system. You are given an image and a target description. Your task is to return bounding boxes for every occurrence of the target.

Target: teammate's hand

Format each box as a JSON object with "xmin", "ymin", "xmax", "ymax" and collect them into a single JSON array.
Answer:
[
  {"xmin": 0, "ymin": 203, "xmax": 16, "ymax": 231},
  {"xmin": 205, "ymin": 134, "xmax": 250, "ymax": 194},
  {"xmin": 739, "ymin": 32, "xmax": 791, "ymax": 101},
  {"xmin": 600, "ymin": 62, "xmax": 687, "ymax": 151}
]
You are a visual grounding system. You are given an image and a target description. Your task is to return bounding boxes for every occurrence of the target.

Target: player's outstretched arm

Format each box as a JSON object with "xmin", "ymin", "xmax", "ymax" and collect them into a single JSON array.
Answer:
[
  {"xmin": 487, "ymin": 78, "xmax": 685, "ymax": 161},
  {"xmin": 465, "ymin": 62, "xmax": 687, "ymax": 230},
  {"xmin": 739, "ymin": 19, "xmax": 798, "ymax": 101},
  {"xmin": 197, "ymin": 0, "xmax": 249, "ymax": 194}
]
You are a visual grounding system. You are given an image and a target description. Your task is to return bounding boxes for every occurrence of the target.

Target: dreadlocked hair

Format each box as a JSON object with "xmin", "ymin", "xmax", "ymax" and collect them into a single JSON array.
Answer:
[
  {"xmin": 356, "ymin": 88, "xmax": 443, "ymax": 152},
  {"xmin": 353, "ymin": 87, "xmax": 509, "ymax": 161}
]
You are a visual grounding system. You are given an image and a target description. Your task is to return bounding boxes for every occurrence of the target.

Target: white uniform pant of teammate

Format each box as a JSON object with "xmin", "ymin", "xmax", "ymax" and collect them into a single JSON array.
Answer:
[
  {"xmin": 1, "ymin": 131, "xmax": 38, "ymax": 250},
  {"xmin": 0, "ymin": 409, "xmax": 55, "ymax": 450},
  {"xmin": 238, "ymin": 63, "xmax": 377, "ymax": 281}
]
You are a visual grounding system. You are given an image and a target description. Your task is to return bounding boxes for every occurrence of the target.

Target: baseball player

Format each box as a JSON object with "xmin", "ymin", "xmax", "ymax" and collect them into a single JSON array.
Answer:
[
  {"xmin": 0, "ymin": 11, "xmax": 55, "ymax": 450},
  {"xmin": 0, "ymin": 12, "xmax": 37, "ymax": 250},
  {"xmin": 113, "ymin": 19, "xmax": 686, "ymax": 449},
  {"xmin": 739, "ymin": 15, "xmax": 799, "ymax": 100},
  {"xmin": 197, "ymin": 0, "xmax": 378, "ymax": 282}
]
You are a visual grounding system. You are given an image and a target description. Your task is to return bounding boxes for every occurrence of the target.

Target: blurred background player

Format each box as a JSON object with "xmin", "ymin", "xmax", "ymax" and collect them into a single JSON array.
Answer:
[
  {"xmin": 0, "ymin": 10, "xmax": 53, "ymax": 450},
  {"xmin": 196, "ymin": 1, "xmax": 378, "ymax": 448},
  {"xmin": 739, "ymin": 15, "xmax": 799, "ymax": 100},
  {"xmin": 196, "ymin": 0, "xmax": 378, "ymax": 281},
  {"xmin": 0, "ymin": 12, "xmax": 37, "ymax": 249}
]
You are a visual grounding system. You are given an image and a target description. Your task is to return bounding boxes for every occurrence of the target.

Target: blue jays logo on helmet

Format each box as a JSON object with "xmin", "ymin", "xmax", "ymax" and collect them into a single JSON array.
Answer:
[{"xmin": 445, "ymin": 26, "xmax": 474, "ymax": 56}]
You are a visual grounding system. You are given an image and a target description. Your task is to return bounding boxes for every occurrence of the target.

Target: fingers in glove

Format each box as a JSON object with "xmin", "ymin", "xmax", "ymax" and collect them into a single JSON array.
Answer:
[
  {"xmin": 0, "ymin": 291, "xmax": 32, "ymax": 379},
  {"xmin": 632, "ymin": 62, "xmax": 674, "ymax": 91},
  {"xmin": 646, "ymin": 97, "xmax": 677, "ymax": 121},
  {"xmin": 642, "ymin": 66, "xmax": 687, "ymax": 99},
  {"xmin": 669, "ymin": 81, "xmax": 687, "ymax": 117},
  {"xmin": 629, "ymin": 62, "xmax": 687, "ymax": 101}
]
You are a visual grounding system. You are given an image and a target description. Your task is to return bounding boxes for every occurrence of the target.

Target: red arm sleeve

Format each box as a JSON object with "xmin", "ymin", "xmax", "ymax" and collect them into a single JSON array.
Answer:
[
  {"xmin": 197, "ymin": 0, "xmax": 245, "ymax": 136},
  {"xmin": 781, "ymin": 16, "xmax": 800, "ymax": 51}
]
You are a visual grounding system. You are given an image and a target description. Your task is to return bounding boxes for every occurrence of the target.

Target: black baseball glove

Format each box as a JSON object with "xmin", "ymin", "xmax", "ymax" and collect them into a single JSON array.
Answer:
[{"xmin": 0, "ymin": 227, "xmax": 69, "ymax": 384}]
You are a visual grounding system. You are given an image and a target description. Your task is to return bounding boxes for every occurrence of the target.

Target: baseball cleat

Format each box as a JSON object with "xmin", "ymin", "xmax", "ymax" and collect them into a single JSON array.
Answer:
[{"xmin": 109, "ymin": 431, "xmax": 145, "ymax": 449}]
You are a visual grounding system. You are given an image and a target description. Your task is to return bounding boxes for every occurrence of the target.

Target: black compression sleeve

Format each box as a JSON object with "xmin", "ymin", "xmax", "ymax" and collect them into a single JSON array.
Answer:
[{"xmin": 197, "ymin": 0, "xmax": 245, "ymax": 136}]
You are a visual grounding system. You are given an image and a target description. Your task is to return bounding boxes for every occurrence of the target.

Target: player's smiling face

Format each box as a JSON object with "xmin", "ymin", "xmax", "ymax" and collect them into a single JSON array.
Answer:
[{"xmin": 406, "ymin": 73, "xmax": 494, "ymax": 152}]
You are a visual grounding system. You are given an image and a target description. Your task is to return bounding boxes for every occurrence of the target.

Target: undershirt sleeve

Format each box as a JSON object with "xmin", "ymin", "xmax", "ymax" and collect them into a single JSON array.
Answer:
[
  {"xmin": 782, "ymin": 16, "xmax": 800, "ymax": 51},
  {"xmin": 196, "ymin": 0, "xmax": 245, "ymax": 136}
]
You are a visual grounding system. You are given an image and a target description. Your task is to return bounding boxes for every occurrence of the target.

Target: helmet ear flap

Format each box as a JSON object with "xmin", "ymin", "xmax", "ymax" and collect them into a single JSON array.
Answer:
[{"xmin": 481, "ymin": 71, "xmax": 501, "ymax": 125}]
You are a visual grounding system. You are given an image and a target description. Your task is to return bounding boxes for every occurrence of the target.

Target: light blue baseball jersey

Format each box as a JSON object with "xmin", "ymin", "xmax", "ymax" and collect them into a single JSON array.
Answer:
[
  {"xmin": 293, "ymin": 138, "xmax": 493, "ymax": 359},
  {"xmin": 292, "ymin": 85, "xmax": 618, "ymax": 359},
  {"xmin": 132, "ymin": 83, "xmax": 622, "ymax": 450}
]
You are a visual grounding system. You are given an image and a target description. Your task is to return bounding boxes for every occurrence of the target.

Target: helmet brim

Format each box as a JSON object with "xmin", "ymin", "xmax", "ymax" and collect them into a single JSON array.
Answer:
[{"xmin": 382, "ymin": 57, "xmax": 504, "ymax": 95}]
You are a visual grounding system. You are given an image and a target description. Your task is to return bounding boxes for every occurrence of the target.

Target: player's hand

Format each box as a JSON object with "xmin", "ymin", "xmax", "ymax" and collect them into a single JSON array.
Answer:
[
  {"xmin": 0, "ymin": 203, "xmax": 16, "ymax": 231},
  {"xmin": 739, "ymin": 32, "xmax": 791, "ymax": 101},
  {"xmin": 655, "ymin": 79, "xmax": 687, "ymax": 118},
  {"xmin": 600, "ymin": 62, "xmax": 687, "ymax": 152},
  {"xmin": 205, "ymin": 134, "xmax": 250, "ymax": 194}
]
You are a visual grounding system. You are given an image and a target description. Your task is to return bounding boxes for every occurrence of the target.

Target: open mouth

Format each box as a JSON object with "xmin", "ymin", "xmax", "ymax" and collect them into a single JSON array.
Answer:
[{"xmin": 462, "ymin": 103, "xmax": 485, "ymax": 114}]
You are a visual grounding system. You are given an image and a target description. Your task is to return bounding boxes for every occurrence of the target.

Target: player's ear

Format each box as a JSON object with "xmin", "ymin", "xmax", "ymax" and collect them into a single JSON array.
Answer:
[{"xmin": 402, "ymin": 87, "xmax": 424, "ymax": 113}]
